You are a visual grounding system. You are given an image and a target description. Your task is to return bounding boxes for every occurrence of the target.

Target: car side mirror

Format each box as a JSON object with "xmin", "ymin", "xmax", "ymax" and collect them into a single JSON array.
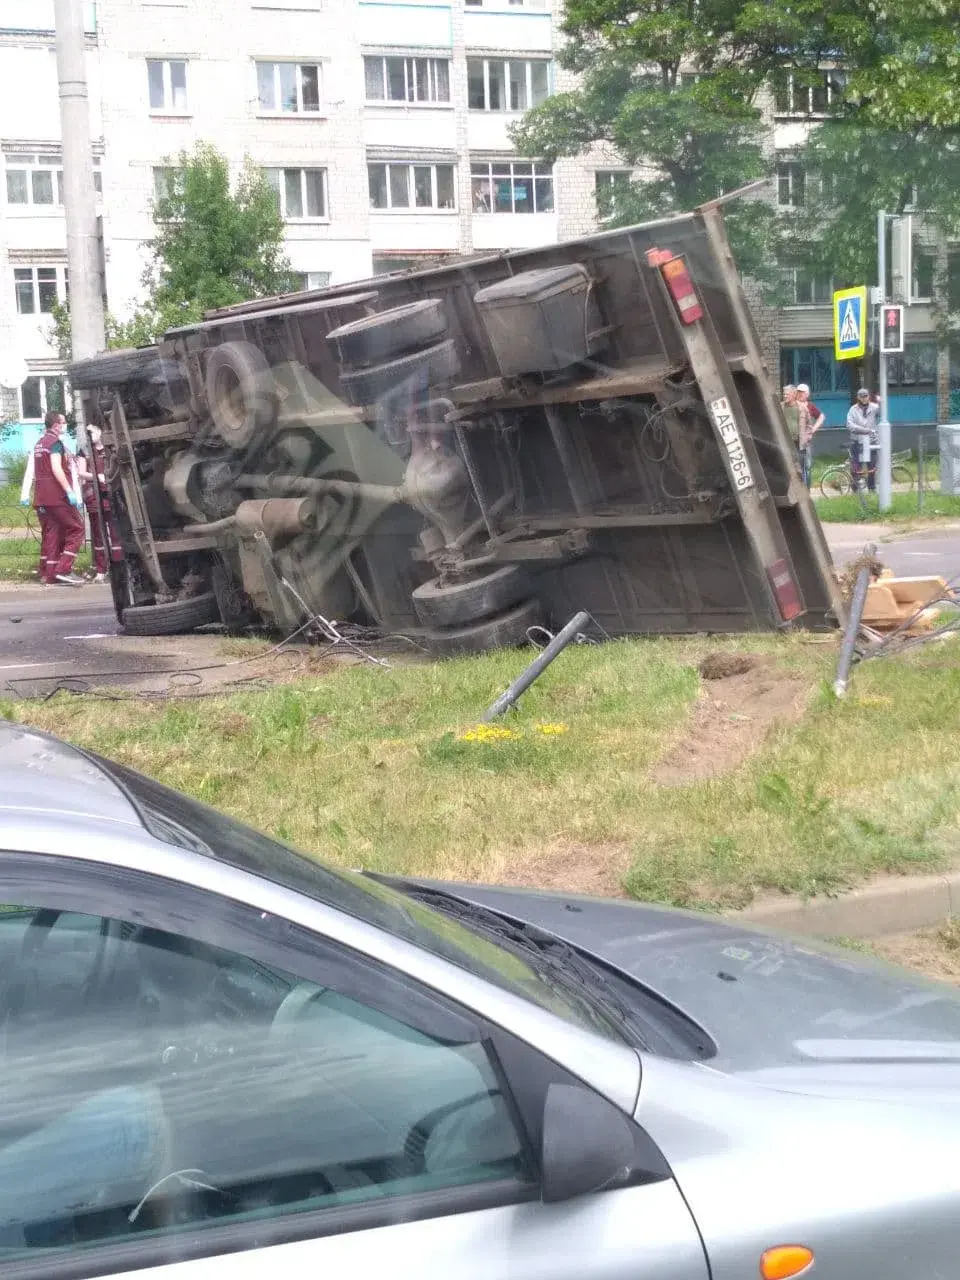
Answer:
[{"xmin": 540, "ymin": 1081, "xmax": 639, "ymax": 1204}]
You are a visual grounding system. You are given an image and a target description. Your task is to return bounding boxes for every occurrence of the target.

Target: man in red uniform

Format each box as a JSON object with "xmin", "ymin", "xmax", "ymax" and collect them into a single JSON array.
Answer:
[
  {"xmin": 76, "ymin": 424, "xmax": 121, "ymax": 583},
  {"xmin": 32, "ymin": 411, "xmax": 85, "ymax": 586}
]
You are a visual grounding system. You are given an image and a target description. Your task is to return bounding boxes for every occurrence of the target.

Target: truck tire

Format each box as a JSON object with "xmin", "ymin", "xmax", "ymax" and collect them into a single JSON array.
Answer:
[
  {"xmin": 412, "ymin": 566, "xmax": 530, "ymax": 629},
  {"xmin": 328, "ymin": 300, "xmax": 447, "ymax": 366},
  {"xmin": 422, "ymin": 597, "xmax": 543, "ymax": 657},
  {"xmin": 121, "ymin": 592, "xmax": 220, "ymax": 636},
  {"xmin": 205, "ymin": 341, "xmax": 278, "ymax": 450},
  {"xmin": 338, "ymin": 339, "xmax": 460, "ymax": 407},
  {"xmin": 69, "ymin": 347, "xmax": 161, "ymax": 391}
]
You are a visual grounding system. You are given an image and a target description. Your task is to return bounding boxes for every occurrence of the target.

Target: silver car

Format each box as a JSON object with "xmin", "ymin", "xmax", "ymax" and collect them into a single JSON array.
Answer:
[{"xmin": 2, "ymin": 719, "xmax": 960, "ymax": 1280}]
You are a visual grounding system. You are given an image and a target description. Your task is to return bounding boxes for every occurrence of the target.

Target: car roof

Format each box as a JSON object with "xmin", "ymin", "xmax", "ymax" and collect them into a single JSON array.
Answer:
[{"xmin": 0, "ymin": 722, "xmax": 145, "ymax": 829}]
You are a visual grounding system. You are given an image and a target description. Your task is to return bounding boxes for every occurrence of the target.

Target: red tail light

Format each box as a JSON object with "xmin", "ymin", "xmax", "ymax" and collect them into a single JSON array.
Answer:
[
  {"xmin": 660, "ymin": 256, "xmax": 704, "ymax": 325},
  {"xmin": 767, "ymin": 559, "xmax": 803, "ymax": 621}
]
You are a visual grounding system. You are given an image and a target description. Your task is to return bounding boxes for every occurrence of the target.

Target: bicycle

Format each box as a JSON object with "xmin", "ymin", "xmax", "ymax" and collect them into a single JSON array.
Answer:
[{"xmin": 818, "ymin": 448, "xmax": 914, "ymax": 498}]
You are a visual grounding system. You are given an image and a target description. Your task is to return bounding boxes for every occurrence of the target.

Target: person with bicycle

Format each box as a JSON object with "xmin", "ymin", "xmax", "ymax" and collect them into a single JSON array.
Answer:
[
  {"xmin": 794, "ymin": 384, "xmax": 824, "ymax": 488},
  {"xmin": 846, "ymin": 388, "xmax": 879, "ymax": 493}
]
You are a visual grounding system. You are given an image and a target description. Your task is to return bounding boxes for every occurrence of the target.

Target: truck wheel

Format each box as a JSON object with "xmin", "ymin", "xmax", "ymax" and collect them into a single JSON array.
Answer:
[
  {"xmin": 205, "ymin": 341, "xmax": 278, "ymax": 450},
  {"xmin": 121, "ymin": 592, "xmax": 220, "ymax": 636},
  {"xmin": 338, "ymin": 339, "xmax": 460, "ymax": 407},
  {"xmin": 422, "ymin": 597, "xmax": 543, "ymax": 657},
  {"xmin": 68, "ymin": 347, "xmax": 160, "ymax": 391},
  {"xmin": 412, "ymin": 566, "xmax": 530, "ymax": 629},
  {"xmin": 328, "ymin": 300, "xmax": 448, "ymax": 366}
]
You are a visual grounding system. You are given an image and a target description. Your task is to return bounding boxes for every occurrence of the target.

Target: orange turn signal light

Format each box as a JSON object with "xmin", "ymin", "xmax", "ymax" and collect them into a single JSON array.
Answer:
[{"xmin": 760, "ymin": 1245, "xmax": 814, "ymax": 1280}]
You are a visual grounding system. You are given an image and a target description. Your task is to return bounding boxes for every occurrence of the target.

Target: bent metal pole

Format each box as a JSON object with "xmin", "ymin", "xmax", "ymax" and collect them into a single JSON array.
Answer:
[
  {"xmin": 483, "ymin": 610, "xmax": 592, "ymax": 721},
  {"xmin": 833, "ymin": 550, "xmax": 875, "ymax": 698}
]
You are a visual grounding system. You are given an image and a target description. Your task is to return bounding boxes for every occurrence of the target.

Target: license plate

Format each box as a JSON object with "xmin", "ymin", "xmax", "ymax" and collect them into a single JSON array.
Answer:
[{"xmin": 708, "ymin": 396, "xmax": 755, "ymax": 492}]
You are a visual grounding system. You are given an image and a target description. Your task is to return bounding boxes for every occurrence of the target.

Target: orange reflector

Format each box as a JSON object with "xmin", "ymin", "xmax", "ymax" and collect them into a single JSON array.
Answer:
[
  {"xmin": 659, "ymin": 255, "xmax": 704, "ymax": 324},
  {"xmin": 767, "ymin": 557, "xmax": 803, "ymax": 621},
  {"xmin": 760, "ymin": 1245, "xmax": 814, "ymax": 1280}
]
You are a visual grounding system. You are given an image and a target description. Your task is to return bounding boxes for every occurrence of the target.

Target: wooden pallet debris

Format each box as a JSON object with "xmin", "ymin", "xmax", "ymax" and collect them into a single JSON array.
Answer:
[{"xmin": 862, "ymin": 574, "xmax": 948, "ymax": 633}]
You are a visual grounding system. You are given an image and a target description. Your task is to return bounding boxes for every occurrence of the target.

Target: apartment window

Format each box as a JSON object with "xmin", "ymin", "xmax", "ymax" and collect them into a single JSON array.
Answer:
[
  {"xmin": 152, "ymin": 166, "xmax": 184, "ymax": 202},
  {"xmin": 363, "ymin": 56, "xmax": 450, "ymax": 104},
  {"xmin": 257, "ymin": 62, "xmax": 322, "ymax": 114},
  {"xmin": 774, "ymin": 70, "xmax": 845, "ymax": 116},
  {"xmin": 888, "ymin": 342, "xmax": 937, "ymax": 387},
  {"xmin": 368, "ymin": 162, "xmax": 456, "ymax": 210},
  {"xmin": 5, "ymin": 154, "xmax": 64, "ymax": 206},
  {"xmin": 293, "ymin": 271, "xmax": 331, "ymax": 290},
  {"xmin": 595, "ymin": 169, "xmax": 631, "ymax": 218},
  {"xmin": 471, "ymin": 160, "xmax": 553, "ymax": 213},
  {"xmin": 782, "ymin": 265, "xmax": 834, "ymax": 306},
  {"xmin": 14, "ymin": 266, "xmax": 68, "ymax": 315},
  {"xmin": 20, "ymin": 375, "xmax": 66, "ymax": 422},
  {"xmin": 467, "ymin": 59, "xmax": 550, "ymax": 111},
  {"xmin": 147, "ymin": 59, "xmax": 188, "ymax": 112},
  {"xmin": 264, "ymin": 167, "xmax": 327, "ymax": 219},
  {"xmin": 777, "ymin": 161, "xmax": 806, "ymax": 208}
]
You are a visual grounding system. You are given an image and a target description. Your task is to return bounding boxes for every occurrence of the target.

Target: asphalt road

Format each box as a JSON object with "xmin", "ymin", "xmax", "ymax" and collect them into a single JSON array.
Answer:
[
  {"xmin": 824, "ymin": 523, "xmax": 960, "ymax": 580},
  {"xmin": 0, "ymin": 583, "xmax": 128, "ymax": 697},
  {"xmin": 2, "ymin": 524, "xmax": 960, "ymax": 694}
]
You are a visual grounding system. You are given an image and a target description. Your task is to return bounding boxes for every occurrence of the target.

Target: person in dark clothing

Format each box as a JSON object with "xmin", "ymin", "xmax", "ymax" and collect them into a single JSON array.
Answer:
[
  {"xmin": 76, "ymin": 424, "xmax": 121, "ymax": 583},
  {"xmin": 31, "ymin": 412, "xmax": 85, "ymax": 587}
]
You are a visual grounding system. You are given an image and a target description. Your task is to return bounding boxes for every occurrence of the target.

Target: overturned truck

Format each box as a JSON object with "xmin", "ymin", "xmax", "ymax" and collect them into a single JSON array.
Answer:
[{"xmin": 70, "ymin": 203, "xmax": 842, "ymax": 653}]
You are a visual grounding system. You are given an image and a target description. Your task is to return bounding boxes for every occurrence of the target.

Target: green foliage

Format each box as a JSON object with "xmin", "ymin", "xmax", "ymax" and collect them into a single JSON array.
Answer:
[
  {"xmin": 508, "ymin": 0, "xmax": 847, "ymax": 279},
  {"xmin": 54, "ymin": 144, "xmax": 296, "ymax": 356},
  {"xmin": 0, "ymin": 452, "xmax": 27, "ymax": 488},
  {"xmin": 788, "ymin": 126, "xmax": 960, "ymax": 303},
  {"xmin": 511, "ymin": 0, "xmax": 960, "ymax": 290},
  {"xmin": 148, "ymin": 145, "xmax": 296, "ymax": 316}
]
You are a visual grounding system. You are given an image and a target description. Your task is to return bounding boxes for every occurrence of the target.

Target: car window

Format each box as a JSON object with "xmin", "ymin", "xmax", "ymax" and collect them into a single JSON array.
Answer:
[
  {"xmin": 93, "ymin": 754, "xmax": 628, "ymax": 1043},
  {"xmin": 0, "ymin": 904, "xmax": 531, "ymax": 1259}
]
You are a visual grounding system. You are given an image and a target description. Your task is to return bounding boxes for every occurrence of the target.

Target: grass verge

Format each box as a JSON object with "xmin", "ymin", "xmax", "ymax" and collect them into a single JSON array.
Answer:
[
  {"xmin": 8, "ymin": 633, "xmax": 960, "ymax": 911},
  {"xmin": 814, "ymin": 491, "xmax": 960, "ymax": 524}
]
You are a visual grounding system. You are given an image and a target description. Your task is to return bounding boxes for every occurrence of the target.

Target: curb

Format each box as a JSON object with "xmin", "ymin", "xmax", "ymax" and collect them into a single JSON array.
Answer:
[{"xmin": 736, "ymin": 871, "xmax": 960, "ymax": 939}]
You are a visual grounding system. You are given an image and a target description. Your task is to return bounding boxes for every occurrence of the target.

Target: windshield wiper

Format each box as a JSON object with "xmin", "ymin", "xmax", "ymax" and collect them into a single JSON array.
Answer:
[{"xmin": 405, "ymin": 887, "xmax": 650, "ymax": 1046}]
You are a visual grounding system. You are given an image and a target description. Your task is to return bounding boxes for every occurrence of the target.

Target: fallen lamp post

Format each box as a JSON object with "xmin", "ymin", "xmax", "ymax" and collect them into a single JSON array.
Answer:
[{"xmin": 482, "ymin": 610, "xmax": 592, "ymax": 721}]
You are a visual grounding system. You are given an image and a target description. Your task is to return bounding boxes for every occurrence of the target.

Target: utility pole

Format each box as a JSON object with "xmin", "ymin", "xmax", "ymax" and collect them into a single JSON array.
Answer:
[
  {"xmin": 876, "ymin": 209, "xmax": 892, "ymax": 512},
  {"xmin": 55, "ymin": 0, "xmax": 105, "ymax": 372}
]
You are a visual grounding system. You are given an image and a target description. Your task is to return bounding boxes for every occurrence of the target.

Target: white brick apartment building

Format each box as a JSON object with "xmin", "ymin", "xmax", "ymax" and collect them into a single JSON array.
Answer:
[{"xmin": 1, "ymin": 0, "xmax": 614, "ymax": 449}]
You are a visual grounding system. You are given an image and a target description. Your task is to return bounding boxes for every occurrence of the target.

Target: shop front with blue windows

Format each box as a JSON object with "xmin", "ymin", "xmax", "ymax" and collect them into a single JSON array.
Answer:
[{"xmin": 780, "ymin": 342, "xmax": 940, "ymax": 448}]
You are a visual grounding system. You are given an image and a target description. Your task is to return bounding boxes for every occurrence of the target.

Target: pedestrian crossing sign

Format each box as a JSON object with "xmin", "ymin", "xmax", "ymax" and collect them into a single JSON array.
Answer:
[{"xmin": 833, "ymin": 286, "xmax": 867, "ymax": 361}]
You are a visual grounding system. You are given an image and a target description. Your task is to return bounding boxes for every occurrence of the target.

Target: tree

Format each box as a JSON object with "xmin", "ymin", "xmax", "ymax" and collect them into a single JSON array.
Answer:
[
  {"xmin": 509, "ymin": 0, "xmax": 852, "ymax": 280},
  {"xmin": 147, "ymin": 143, "xmax": 295, "ymax": 319},
  {"xmin": 55, "ymin": 143, "xmax": 296, "ymax": 356},
  {"xmin": 511, "ymin": 0, "xmax": 960, "ymax": 287},
  {"xmin": 784, "ymin": 3, "xmax": 960, "ymax": 364}
]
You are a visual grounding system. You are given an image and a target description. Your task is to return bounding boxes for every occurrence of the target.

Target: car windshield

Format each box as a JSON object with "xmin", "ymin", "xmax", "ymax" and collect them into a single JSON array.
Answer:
[{"xmin": 94, "ymin": 754, "xmax": 627, "ymax": 1043}]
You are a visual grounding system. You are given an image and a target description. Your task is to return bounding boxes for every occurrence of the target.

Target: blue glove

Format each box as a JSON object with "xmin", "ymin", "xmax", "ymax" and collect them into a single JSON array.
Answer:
[
  {"xmin": 67, "ymin": 492, "xmax": 82, "ymax": 510},
  {"xmin": 19, "ymin": 499, "xmax": 29, "ymax": 508}
]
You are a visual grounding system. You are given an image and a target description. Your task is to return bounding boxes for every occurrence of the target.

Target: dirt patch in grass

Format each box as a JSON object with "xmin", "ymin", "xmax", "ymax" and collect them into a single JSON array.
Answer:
[
  {"xmin": 650, "ymin": 658, "xmax": 809, "ymax": 785},
  {"xmin": 872, "ymin": 919, "xmax": 960, "ymax": 984},
  {"xmin": 485, "ymin": 841, "xmax": 631, "ymax": 899}
]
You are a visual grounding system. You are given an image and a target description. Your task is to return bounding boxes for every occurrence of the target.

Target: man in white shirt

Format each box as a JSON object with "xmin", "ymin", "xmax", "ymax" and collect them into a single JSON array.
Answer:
[{"xmin": 846, "ymin": 388, "xmax": 880, "ymax": 493}]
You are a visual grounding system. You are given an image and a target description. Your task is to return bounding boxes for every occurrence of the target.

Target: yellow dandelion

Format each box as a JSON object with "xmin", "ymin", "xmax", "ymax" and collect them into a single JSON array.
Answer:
[
  {"xmin": 534, "ymin": 722, "xmax": 570, "ymax": 736},
  {"xmin": 457, "ymin": 723, "xmax": 518, "ymax": 742}
]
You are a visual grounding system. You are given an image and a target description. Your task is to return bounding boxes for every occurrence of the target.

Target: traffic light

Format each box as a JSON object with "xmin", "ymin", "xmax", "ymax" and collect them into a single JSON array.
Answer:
[{"xmin": 880, "ymin": 304, "xmax": 904, "ymax": 354}]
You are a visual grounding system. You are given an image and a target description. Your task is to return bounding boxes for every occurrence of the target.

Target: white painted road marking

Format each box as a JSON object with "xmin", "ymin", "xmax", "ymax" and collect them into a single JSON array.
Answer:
[{"xmin": 0, "ymin": 662, "xmax": 65, "ymax": 672}]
